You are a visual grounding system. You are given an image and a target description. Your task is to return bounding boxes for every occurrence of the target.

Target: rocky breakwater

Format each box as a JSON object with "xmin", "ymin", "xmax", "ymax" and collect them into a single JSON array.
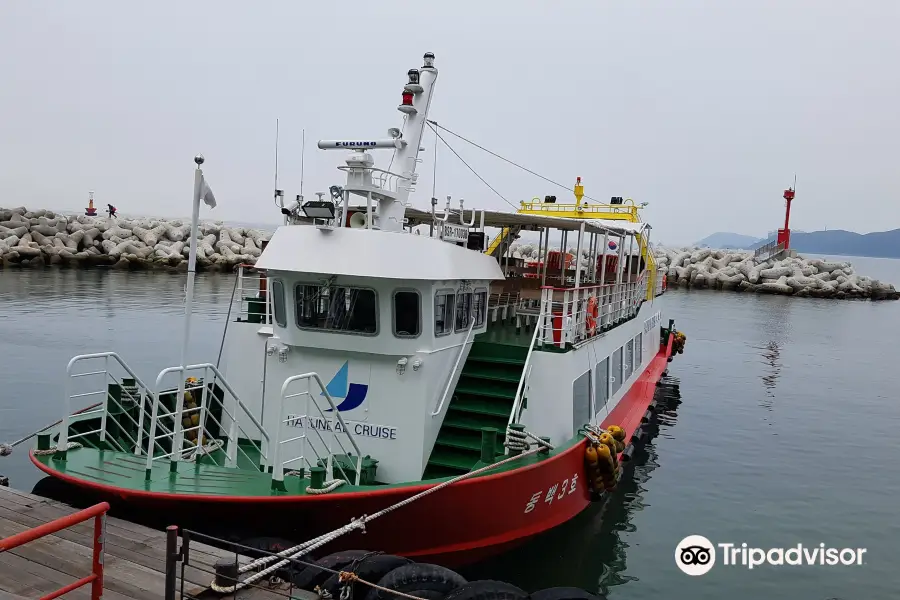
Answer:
[
  {"xmin": 0, "ymin": 207, "xmax": 271, "ymax": 271},
  {"xmin": 655, "ymin": 247, "xmax": 898, "ymax": 300}
]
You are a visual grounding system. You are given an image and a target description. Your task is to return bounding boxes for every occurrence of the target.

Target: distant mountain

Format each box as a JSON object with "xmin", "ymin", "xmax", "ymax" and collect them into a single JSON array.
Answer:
[
  {"xmin": 695, "ymin": 232, "xmax": 762, "ymax": 249},
  {"xmin": 748, "ymin": 229, "xmax": 900, "ymax": 258}
]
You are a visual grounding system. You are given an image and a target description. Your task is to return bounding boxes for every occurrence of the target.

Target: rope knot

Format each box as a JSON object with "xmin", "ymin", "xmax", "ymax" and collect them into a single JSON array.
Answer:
[
  {"xmin": 350, "ymin": 515, "xmax": 368, "ymax": 534},
  {"xmin": 339, "ymin": 571, "xmax": 359, "ymax": 584}
]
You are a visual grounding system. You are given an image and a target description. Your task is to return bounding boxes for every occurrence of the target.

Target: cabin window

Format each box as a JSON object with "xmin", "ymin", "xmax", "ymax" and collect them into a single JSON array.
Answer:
[
  {"xmin": 635, "ymin": 333, "xmax": 643, "ymax": 367},
  {"xmin": 294, "ymin": 284, "xmax": 378, "ymax": 335},
  {"xmin": 271, "ymin": 279, "xmax": 287, "ymax": 327},
  {"xmin": 434, "ymin": 291, "xmax": 455, "ymax": 336},
  {"xmin": 624, "ymin": 340, "xmax": 634, "ymax": 381},
  {"xmin": 612, "ymin": 347, "xmax": 623, "ymax": 396},
  {"xmin": 595, "ymin": 357, "xmax": 610, "ymax": 412},
  {"xmin": 393, "ymin": 290, "xmax": 421, "ymax": 338},
  {"xmin": 573, "ymin": 370, "xmax": 592, "ymax": 433},
  {"xmin": 455, "ymin": 292, "xmax": 473, "ymax": 332},
  {"xmin": 473, "ymin": 289, "xmax": 487, "ymax": 327}
]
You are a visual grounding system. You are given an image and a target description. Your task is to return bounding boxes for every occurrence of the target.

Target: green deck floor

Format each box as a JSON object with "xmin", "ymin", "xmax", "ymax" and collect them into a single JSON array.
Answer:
[
  {"xmin": 475, "ymin": 319, "xmax": 537, "ymax": 347},
  {"xmin": 34, "ymin": 439, "xmax": 565, "ymax": 498}
]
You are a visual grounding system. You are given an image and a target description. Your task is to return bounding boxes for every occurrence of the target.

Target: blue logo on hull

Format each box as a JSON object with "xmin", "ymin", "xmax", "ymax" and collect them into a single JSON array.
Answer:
[{"xmin": 322, "ymin": 361, "xmax": 368, "ymax": 412}]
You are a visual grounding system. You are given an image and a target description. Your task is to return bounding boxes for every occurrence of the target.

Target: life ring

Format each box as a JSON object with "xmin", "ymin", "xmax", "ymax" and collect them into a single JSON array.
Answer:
[{"xmin": 586, "ymin": 296, "xmax": 598, "ymax": 335}]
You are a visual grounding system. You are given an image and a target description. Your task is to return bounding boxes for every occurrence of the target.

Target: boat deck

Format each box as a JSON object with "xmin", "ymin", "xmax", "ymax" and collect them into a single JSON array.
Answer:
[
  {"xmin": 31, "ymin": 449, "xmax": 343, "ymax": 497},
  {"xmin": 0, "ymin": 486, "xmax": 234, "ymax": 600},
  {"xmin": 477, "ymin": 319, "xmax": 536, "ymax": 348},
  {"xmin": 31, "ymin": 441, "xmax": 552, "ymax": 498}
]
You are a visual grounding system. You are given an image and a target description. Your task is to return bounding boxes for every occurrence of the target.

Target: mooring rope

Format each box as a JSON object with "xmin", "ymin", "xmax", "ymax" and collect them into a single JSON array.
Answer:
[
  {"xmin": 32, "ymin": 441, "xmax": 83, "ymax": 456},
  {"xmin": 212, "ymin": 427, "xmax": 554, "ymax": 593}
]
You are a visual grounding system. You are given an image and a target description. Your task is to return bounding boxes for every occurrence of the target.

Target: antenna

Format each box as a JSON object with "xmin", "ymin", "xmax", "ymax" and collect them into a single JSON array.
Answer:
[
  {"xmin": 274, "ymin": 118, "xmax": 279, "ymax": 191},
  {"xmin": 300, "ymin": 128, "xmax": 306, "ymax": 197},
  {"xmin": 793, "ymin": 173, "xmax": 797, "ymax": 194},
  {"xmin": 273, "ymin": 118, "xmax": 284, "ymax": 207}
]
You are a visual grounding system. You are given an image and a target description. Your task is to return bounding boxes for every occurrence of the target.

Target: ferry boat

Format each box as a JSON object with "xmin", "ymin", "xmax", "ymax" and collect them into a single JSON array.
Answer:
[{"xmin": 30, "ymin": 52, "xmax": 680, "ymax": 566}]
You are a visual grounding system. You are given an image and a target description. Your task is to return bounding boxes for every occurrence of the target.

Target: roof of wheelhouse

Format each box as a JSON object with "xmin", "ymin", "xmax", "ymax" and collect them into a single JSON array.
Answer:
[
  {"xmin": 403, "ymin": 207, "xmax": 648, "ymax": 235},
  {"xmin": 256, "ymin": 225, "xmax": 505, "ymax": 281}
]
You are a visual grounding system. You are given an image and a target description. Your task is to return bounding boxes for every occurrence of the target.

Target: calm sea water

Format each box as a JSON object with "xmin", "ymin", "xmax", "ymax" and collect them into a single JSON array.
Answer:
[{"xmin": 1, "ymin": 256, "xmax": 898, "ymax": 599}]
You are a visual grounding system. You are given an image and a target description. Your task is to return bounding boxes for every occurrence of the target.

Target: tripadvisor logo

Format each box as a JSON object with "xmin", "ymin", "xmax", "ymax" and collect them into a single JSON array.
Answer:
[{"xmin": 675, "ymin": 535, "xmax": 867, "ymax": 576}]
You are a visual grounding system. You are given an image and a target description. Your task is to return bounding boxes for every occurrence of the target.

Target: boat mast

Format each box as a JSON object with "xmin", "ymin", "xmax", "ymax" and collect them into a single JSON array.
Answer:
[
  {"xmin": 382, "ymin": 52, "xmax": 439, "ymax": 231},
  {"xmin": 315, "ymin": 53, "xmax": 438, "ymax": 233}
]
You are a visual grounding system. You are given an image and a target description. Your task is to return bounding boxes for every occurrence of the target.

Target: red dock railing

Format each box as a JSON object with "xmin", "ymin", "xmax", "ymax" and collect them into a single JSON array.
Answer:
[{"xmin": 0, "ymin": 501, "xmax": 109, "ymax": 600}]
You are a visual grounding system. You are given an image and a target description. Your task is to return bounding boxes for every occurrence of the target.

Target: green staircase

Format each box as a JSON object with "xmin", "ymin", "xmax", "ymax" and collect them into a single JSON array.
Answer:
[{"xmin": 423, "ymin": 339, "xmax": 528, "ymax": 479}]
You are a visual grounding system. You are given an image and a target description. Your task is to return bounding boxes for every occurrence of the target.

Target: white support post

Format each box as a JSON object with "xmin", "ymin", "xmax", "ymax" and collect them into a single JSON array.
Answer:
[
  {"xmin": 134, "ymin": 386, "xmax": 146, "ymax": 456},
  {"xmin": 627, "ymin": 234, "xmax": 635, "ymax": 316},
  {"xmin": 541, "ymin": 227, "xmax": 550, "ymax": 287},
  {"xmin": 574, "ymin": 222, "xmax": 585, "ymax": 288},
  {"xmin": 615, "ymin": 235, "xmax": 625, "ymax": 321},
  {"xmin": 99, "ymin": 355, "xmax": 109, "ymax": 444}
]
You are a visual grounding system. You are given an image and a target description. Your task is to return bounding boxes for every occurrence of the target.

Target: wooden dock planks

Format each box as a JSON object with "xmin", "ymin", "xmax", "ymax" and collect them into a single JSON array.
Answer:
[{"xmin": 0, "ymin": 486, "xmax": 235, "ymax": 600}]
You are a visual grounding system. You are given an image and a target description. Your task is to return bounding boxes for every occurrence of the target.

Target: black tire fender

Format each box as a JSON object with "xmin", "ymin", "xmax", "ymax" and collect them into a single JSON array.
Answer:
[
  {"xmin": 444, "ymin": 580, "xmax": 530, "ymax": 600},
  {"xmin": 364, "ymin": 563, "xmax": 467, "ymax": 600},
  {"xmin": 237, "ymin": 536, "xmax": 303, "ymax": 559},
  {"xmin": 531, "ymin": 587, "xmax": 604, "ymax": 600},
  {"xmin": 320, "ymin": 554, "xmax": 412, "ymax": 597},
  {"xmin": 292, "ymin": 549, "xmax": 372, "ymax": 591}
]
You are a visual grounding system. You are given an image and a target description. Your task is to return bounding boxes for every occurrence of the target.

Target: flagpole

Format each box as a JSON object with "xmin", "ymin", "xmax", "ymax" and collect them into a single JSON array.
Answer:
[
  {"xmin": 172, "ymin": 154, "xmax": 204, "ymax": 469},
  {"xmin": 182, "ymin": 154, "xmax": 204, "ymax": 370}
]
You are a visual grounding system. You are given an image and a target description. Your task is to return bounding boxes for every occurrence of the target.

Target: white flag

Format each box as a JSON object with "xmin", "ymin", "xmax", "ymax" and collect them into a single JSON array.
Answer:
[{"xmin": 199, "ymin": 172, "xmax": 216, "ymax": 209}]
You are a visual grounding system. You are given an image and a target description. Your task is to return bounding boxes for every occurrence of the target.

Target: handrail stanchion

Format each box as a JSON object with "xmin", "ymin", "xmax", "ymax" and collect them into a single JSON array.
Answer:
[
  {"xmin": 170, "ymin": 367, "xmax": 187, "ymax": 472},
  {"xmin": 197, "ymin": 366, "xmax": 211, "ymax": 456},
  {"xmin": 135, "ymin": 386, "xmax": 146, "ymax": 456},
  {"xmin": 99, "ymin": 355, "xmax": 109, "ymax": 445}
]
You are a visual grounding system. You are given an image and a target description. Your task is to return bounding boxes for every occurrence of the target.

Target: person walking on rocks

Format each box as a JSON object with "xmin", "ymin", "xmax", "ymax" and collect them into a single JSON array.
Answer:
[{"xmin": 107, "ymin": 204, "xmax": 117, "ymax": 218}]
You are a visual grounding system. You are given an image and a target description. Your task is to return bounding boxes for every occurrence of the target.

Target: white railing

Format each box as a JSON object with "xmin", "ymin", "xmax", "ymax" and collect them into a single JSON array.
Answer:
[
  {"xmin": 271, "ymin": 372, "xmax": 363, "ymax": 486},
  {"xmin": 59, "ymin": 353, "xmax": 156, "ymax": 455},
  {"xmin": 754, "ymin": 240, "xmax": 785, "ymax": 261},
  {"xmin": 336, "ymin": 166, "xmax": 411, "ymax": 195},
  {"xmin": 432, "ymin": 316, "xmax": 478, "ymax": 416},
  {"xmin": 537, "ymin": 275, "xmax": 648, "ymax": 348},
  {"xmin": 144, "ymin": 363, "xmax": 270, "ymax": 475},
  {"xmin": 654, "ymin": 267, "xmax": 667, "ymax": 296},
  {"xmin": 236, "ymin": 264, "xmax": 272, "ymax": 325}
]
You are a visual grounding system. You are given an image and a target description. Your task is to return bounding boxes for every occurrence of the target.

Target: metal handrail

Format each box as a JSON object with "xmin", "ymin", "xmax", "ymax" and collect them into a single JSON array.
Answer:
[
  {"xmin": 0, "ymin": 502, "xmax": 109, "ymax": 600},
  {"xmin": 236, "ymin": 265, "xmax": 272, "ymax": 324},
  {"xmin": 517, "ymin": 200, "xmax": 640, "ymax": 218},
  {"xmin": 754, "ymin": 240, "xmax": 785, "ymax": 260},
  {"xmin": 431, "ymin": 316, "xmax": 478, "ymax": 417},
  {"xmin": 272, "ymin": 372, "xmax": 364, "ymax": 485},
  {"xmin": 145, "ymin": 363, "xmax": 270, "ymax": 474},
  {"xmin": 60, "ymin": 352, "xmax": 153, "ymax": 453},
  {"xmin": 535, "ymin": 274, "xmax": 647, "ymax": 347}
]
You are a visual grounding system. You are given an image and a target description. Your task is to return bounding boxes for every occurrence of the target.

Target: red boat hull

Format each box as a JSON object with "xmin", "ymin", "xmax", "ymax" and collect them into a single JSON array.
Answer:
[{"xmin": 32, "ymin": 342, "xmax": 672, "ymax": 566}]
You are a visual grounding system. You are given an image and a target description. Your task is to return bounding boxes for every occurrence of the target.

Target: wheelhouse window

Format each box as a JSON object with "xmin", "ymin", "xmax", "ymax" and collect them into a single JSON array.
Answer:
[
  {"xmin": 393, "ymin": 290, "xmax": 421, "ymax": 338},
  {"xmin": 295, "ymin": 284, "xmax": 378, "ymax": 335},
  {"xmin": 612, "ymin": 347, "xmax": 623, "ymax": 396},
  {"xmin": 434, "ymin": 291, "xmax": 455, "ymax": 336},
  {"xmin": 635, "ymin": 333, "xmax": 643, "ymax": 366},
  {"xmin": 473, "ymin": 289, "xmax": 487, "ymax": 327},
  {"xmin": 595, "ymin": 357, "xmax": 610, "ymax": 411},
  {"xmin": 624, "ymin": 340, "xmax": 634, "ymax": 381},
  {"xmin": 271, "ymin": 279, "xmax": 287, "ymax": 327},
  {"xmin": 455, "ymin": 292, "xmax": 473, "ymax": 332}
]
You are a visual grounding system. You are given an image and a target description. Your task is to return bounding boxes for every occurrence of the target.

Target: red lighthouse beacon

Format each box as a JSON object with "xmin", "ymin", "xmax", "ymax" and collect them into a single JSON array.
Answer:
[{"xmin": 776, "ymin": 181, "xmax": 796, "ymax": 251}]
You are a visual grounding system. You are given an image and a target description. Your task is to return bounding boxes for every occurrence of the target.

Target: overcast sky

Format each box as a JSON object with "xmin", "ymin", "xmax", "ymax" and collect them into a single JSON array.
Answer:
[{"xmin": 1, "ymin": 1, "xmax": 897, "ymax": 245}]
